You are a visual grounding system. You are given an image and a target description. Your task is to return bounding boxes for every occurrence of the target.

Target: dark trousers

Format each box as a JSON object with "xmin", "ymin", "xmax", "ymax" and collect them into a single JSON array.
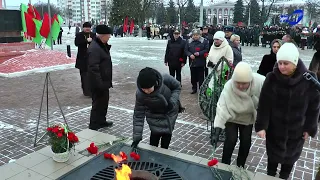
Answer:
[
  {"xmin": 89, "ymin": 89, "xmax": 110, "ymax": 128},
  {"xmin": 267, "ymin": 160, "xmax": 294, "ymax": 179},
  {"xmin": 222, "ymin": 122, "xmax": 253, "ymax": 167},
  {"xmin": 149, "ymin": 132, "xmax": 172, "ymax": 149},
  {"xmin": 57, "ymin": 36, "xmax": 62, "ymax": 44},
  {"xmin": 190, "ymin": 67, "xmax": 205, "ymax": 91},
  {"xmin": 204, "ymin": 67, "xmax": 208, "ymax": 77},
  {"xmin": 80, "ymin": 70, "xmax": 91, "ymax": 96},
  {"xmin": 169, "ymin": 66, "xmax": 182, "ymax": 83},
  {"xmin": 301, "ymin": 39, "xmax": 307, "ymax": 50}
]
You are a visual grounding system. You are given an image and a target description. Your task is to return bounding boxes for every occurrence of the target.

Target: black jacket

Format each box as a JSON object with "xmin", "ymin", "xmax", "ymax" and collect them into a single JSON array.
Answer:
[
  {"xmin": 87, "ymin": 38, "xmax": 113, "ymax": 91},
  {"xmin": 257, "ymin": 51, "xmax": 277, "ymax": 76},
  {"xmin": 75, "ymin": 31, "xmax": 96, "ymax": 71},
  {"xmin": 164, "ymin": 37, "xmax": 187, "ymax": 67},
  {"xmin": 133, "ymin": 69, "xmax": 181, "ymax": 142}
]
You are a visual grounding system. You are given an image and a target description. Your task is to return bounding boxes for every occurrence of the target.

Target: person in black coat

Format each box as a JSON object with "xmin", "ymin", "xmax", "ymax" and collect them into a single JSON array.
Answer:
[
  {"xmin": 87, "ymin": 25, "xmax": 113, "ymax": 130},
  {"xmin": 257, "ymin": 39, "xmax": 282, "ymax": 76},
  {"xmin": 57, "ymin": 27, "xmax": 63, "ymax": 44},
  {"xmin": 202, "ymin": 26, "xmax": 214, "ymax": 77},
  {"xmin": 164, "ymin": 29, "xmax": 187, "ymax": 84},
  {"xmin": 75, "ymin": 22, "xmax": 96, "ymax": 97},
  {"xmin": 185, "ymin": 29, "xmax": 209, "ymax": 94},
  {"xmin": 131, "ymin": 67, "xmax": 181, "ymax": 149},
  {"xmin": 256, "ymin": 43, "xmax": 320, "ymax": 179},
  {"xmin": 308, "ymin": 42, "xmax": 320, "ymax": 79}
]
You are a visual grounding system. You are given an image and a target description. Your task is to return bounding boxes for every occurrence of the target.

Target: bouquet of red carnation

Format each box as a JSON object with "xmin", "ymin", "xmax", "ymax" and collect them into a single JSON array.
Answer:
[{"xmin": 47, "ymin": 123, "xmax": 79, "ymax": 153}]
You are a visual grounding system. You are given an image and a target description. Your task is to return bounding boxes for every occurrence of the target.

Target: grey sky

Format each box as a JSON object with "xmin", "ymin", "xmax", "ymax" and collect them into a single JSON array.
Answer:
[
  {"xmin": 6, "ymin": 0, "xmax": 57, "ymax": 7},
  {"xmin": 6, "ymin": 0, "xmax": 221, "ymax": 7}
]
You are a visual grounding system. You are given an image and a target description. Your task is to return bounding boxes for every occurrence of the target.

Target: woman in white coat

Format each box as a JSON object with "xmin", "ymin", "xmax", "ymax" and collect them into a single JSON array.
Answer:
[{"xmin": 210, "ymin": 62, "xmax": 265, "ymax": 168}]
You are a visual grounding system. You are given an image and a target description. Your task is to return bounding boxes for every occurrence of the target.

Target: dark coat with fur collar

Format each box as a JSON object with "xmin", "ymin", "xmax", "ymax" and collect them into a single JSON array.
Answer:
[
  {"xmin": 255, "ymin": 59, "xmax": 320, "ymax": 165},
  {"xmin": 87, "ymin": 38, "xmax": 113, "ymax": 91}
]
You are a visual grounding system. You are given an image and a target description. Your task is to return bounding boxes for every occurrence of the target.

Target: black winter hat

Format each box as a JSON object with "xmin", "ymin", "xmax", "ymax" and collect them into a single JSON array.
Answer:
[
  {"xmin": 137, "ymin": 67, "xmax": 158, "ymax": 89},
  {"xmin": 96, "ymin": 25, "xmax": 113, "ymax": 34},
  {"xmin": 83, "ymin": 22, "xmax": 92, "ymax": 28}
]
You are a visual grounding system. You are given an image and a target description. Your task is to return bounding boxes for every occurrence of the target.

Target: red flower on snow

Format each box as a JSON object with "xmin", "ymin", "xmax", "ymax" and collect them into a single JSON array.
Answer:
[
  {"xmin": 130, "ymin": 152, "xmax": 140, "ymax": 161},
  {"xmin": 195, "ymin": 47, "xmax": 200, "ymax": 51},
  {"xmin": 208, "ymin": 158, "xmax": 218, "ymax": 166},
  {"xmin": 120, "ymin": 151, "xmax": 128, "ymax": 161},
  {"xmin": 87, "ymin": 143, "xmax": 98, "ymax": 154}
]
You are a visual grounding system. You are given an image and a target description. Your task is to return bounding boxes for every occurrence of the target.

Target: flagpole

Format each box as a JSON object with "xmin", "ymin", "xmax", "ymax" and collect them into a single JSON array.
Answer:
[
  {"xmin": 48, "ymin": 0, "xmax": 53, "ymax": 50},
  {"xmin": 3, "ymin": 0, "xmax": 6, "ymax": 9}
]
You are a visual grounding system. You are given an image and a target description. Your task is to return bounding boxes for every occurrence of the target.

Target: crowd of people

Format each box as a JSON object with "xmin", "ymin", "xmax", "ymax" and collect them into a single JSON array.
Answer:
[{"xmin": 74, "ymin": 21, "xmax": 320, "ymax": 179}]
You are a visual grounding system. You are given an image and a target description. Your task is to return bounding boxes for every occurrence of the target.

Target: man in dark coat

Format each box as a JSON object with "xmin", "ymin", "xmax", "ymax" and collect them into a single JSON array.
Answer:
[
  {"xmin": 202, "ymin": 26, "xmax": 214, "ymax": 77},
  {"xmin": 57, "ymin": 27, "xmax": 63, "ymax": 44},
  {"xmin": 185, "ymin": 29, "xmax": 209, "ymax": 94},
  {"xmin": 255, "ymin": 43, "xmax": 320, "ymax": 179},
  {"xmin": 131, "ymin": 67, "xmax": 181, "ymax": 149},
  {"xmin": 87, "ymin": 25, "xmax": 113, "ymax": 130},
  {"xmin": 75, "ymin": 22, "xmax": 96, "ymax": 97},
  {"xmin": 164, "ymin": 29, "xmax": 187, "ymax": 84}
]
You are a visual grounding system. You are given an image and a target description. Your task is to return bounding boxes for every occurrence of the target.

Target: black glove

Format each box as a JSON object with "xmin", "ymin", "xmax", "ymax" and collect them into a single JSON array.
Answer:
[
  {"xmin": 131, "ymin": 140, "xmax": 140, "ymax": 149},
  {"xmin": 207, "ymin": 61, "xmax": 215, "ymax": 68},
  {"xmin": 210, "ymin": 127, "xmax": 222, "ymax": 146}
]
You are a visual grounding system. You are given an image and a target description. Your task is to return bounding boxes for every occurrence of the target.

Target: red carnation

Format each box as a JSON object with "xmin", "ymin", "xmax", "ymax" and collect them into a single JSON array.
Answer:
[
  {"xmin": 130, "ymin": 152, "xmax": 140, "ymax": 161},
  {"xmin": 52, "ymin": 127, "xmax": 59, "ymax": 133},
  {"xmin": 87, "ymin": 143, "xmax": 98, "ymax": 154},
  {"xmin": 104, "ymin": 153, "xmax": 112, "ymax": 159},
  {"xmin": 204, "ymin": 52, "xmax": 208, "ymax": 58},
  {"xmin": 208, "ymin": 158, "xmax": 218, "ymax": 166},
  {"xmin": 120, "ymin": 151, "xmax": 128, "ymax": 161},
  {"xmin": 67, "ymin": 132, "xmax": 79, "ymax": 143},
  {"xmin": 47, "ymin": 127, "xmax": 52, "ymax": 131},
  {"xmin": 195, "ymin": 47, "xmax": 200, "ymax": 51},
  {"xmin": 57, "ymin": 132, "xmax": 63, "ymax": 138},
  {"xmin": 179, "ymin": 58, "xmax": 184, "ymax": 62}
]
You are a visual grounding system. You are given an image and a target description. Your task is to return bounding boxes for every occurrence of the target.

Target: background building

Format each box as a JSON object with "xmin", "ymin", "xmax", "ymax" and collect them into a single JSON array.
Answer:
[
  {"xmin": 57, "ymin": 0, "xmax": 110, "ymax": 26},
  {"xmin": 205, "ymin": 0, "xmax": 234, "ymax": 25},
  {"xmin": 204, "ymin": 0, "xmax": 312, "ymax": 26}
]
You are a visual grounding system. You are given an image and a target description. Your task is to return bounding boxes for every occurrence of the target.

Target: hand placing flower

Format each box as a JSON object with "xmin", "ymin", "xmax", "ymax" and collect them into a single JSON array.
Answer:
[
  {"xmin": 87, "ymin": 143, "xmax": 98, "ymax": 154},
  {"xmin": 208, "ymin": 158, "xmax": 219, "ymax": 167}
]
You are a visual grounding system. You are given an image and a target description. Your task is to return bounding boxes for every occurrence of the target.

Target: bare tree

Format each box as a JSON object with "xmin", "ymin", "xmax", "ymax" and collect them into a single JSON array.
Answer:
[
  {"xmin": 244, "ymin": 0, "xmax": 279, "ymax": 25},
  {"xmin": 305, "ymin": 0, "xmax": 320, "ymax": 20},
  {"xmin": 261, "ymin": 0, "xmax": 279, "ymax": 25},
  {"xmin": 177, "ymin": 0, "xmax": 188, "ymax": 28}
]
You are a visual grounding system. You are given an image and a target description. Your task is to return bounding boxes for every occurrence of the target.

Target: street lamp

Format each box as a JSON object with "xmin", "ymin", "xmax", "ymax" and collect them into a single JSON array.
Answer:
[{"xmin": 199, "ymin": 0, "xmax": 204, "ymax": 27}]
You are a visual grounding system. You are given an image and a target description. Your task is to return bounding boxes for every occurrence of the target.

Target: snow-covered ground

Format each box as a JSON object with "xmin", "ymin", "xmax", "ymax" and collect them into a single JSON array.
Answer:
[{"xmin": 55, "ymin": 26, "xmax": 314, "ymax": 72}]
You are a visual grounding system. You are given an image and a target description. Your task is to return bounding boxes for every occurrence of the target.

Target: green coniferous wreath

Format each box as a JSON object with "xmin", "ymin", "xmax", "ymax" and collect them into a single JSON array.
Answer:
[{"xmin": 198, "ymin": 57, "xmax": 234, "ymax": 142}]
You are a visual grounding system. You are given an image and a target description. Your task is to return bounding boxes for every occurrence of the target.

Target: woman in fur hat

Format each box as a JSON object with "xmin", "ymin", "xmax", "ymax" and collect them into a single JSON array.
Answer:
[
  {"xmin": 257, "ymin": 39, "xmax": 282, "ymax": 76},
  {"xmin": 211, "ymin": 62, "xmax": 265, "ymax": 168},
  {"xmin": 256, "ymin": 43, "xmax": 320, "ymax": 179}
]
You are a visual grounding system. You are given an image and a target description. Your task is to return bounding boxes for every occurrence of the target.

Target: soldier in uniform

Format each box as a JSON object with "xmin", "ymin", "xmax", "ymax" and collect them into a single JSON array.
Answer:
[
  {"xmin": 261, "ymin": 26, "xmax": 268, "ymax": 47},
  {"xmin": 224, "ymin": 26, "xmax": 234, "ymax": 43},
  {"xmin": 253, "ymin": 24, "xmax": 260, "ymax": 46},
  {"xmin": 202, "ymin": 26, "xmax": 214, "ymax": 77}
]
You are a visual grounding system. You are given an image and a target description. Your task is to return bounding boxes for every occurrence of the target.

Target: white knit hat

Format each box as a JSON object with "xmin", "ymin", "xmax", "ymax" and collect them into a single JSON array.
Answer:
[
  {"xmin": 213, "ymin": 31, "xmax": 225, "ymax": 41},
  {"xmin": 232, "ymin": 62, "xmax": 253, "ymax": 82},
  {"xmin": 276, "ymin": 42, "xmax": 299, "ymax": 66}
]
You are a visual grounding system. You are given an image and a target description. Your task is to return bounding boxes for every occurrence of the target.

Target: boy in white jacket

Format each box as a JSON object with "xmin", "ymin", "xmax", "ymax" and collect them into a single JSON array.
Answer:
[{"xmin": 210, "ymin": 62, "xmax": 265, "ymax": 168}]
